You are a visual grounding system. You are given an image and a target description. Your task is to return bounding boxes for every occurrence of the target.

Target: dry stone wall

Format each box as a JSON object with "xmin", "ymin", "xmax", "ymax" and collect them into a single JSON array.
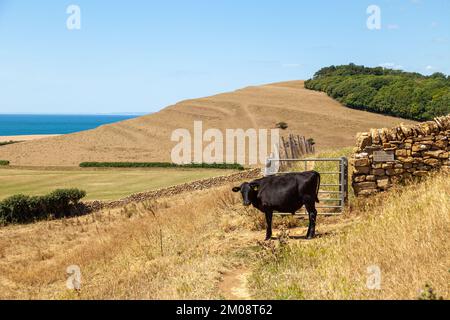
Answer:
[
  {"xmin": 352, "ymin": 115, "xmax": 450, "ymax": 196},
  {"xmin": 83, "ymin": 168, "xmax": 262, "ymax": 212}
]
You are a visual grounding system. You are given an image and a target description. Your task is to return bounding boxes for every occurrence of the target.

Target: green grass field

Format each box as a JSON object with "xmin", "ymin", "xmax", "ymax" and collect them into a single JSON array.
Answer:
[{"xmin": 0, "ymin": 167, "xmax": 236, "ymax": 201}]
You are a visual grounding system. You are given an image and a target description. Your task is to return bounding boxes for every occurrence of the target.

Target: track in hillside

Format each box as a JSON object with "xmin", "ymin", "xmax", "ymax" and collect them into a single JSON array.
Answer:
[
  {"xmin": 217, "ymin": 219, "xmax": 356, "ymax": 300},
  {"xmin": 219, "ymin": 268, "xmax": 252, "ymax": 300}
]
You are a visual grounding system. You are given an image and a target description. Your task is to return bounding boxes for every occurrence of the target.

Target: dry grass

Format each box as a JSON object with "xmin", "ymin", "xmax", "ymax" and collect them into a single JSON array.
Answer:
[
  {"xmin": 0, "ymin": 81, "xmax": 415, "ymax": 166},
  {"xmin": 250, "ymin": 172, "xmax": 450, "ymax": 300},
  {"xmin": 0, "ymin": 185, "xmax": 264, "ymax": 300},
  {"xmin": 0, "ymin": 180, "xmax": 311, "ymax": 300},
  {"xmin": 0, "ymin": 164, "xmax": 448, "ymax": 300}
]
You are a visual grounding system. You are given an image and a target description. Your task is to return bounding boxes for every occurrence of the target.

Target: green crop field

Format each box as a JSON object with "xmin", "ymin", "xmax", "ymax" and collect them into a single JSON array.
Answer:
[{"xmin": 0, "ymin": 167, "xmax": 236, "ymax": 201}]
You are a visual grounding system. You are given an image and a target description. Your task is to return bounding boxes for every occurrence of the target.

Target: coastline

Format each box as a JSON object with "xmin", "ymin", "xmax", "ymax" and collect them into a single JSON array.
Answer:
[
  {"xmin": 0, "ymin": 134, "xmax": 61, "ymax": 142},
  {"xmin": 0, "ymin": 114, "xmax": 140, "ymax": 141}
]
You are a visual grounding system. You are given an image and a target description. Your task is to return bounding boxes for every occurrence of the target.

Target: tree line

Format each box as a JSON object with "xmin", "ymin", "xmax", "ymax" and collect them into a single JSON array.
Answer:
[{"xmin": 304, "ymin": 64, "xmax": 450, "ymax": 121}]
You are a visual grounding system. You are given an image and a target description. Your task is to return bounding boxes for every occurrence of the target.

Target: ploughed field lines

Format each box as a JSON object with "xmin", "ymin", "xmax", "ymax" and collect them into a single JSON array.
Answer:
[{"xmin": 0, "ymin": 81, "xmax": 415, "ymax": 166}]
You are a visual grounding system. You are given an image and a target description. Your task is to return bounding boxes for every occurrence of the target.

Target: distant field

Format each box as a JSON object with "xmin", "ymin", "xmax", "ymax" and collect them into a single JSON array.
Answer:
[{"xmin": 0, "ymin": 168, "xmax": 235, "ymax": 201}]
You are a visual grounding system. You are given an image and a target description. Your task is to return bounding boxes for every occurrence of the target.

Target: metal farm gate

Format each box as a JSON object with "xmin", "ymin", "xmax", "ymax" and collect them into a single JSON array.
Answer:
[{"xmin": 265, "ymin": 157, "xmax": 349, "ymax": 216}]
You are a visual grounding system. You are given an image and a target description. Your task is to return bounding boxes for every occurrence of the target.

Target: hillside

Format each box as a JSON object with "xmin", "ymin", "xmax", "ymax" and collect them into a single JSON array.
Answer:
[{"xmin": 0, "ymin": 81, "xmax": 416, "ymax": 166}]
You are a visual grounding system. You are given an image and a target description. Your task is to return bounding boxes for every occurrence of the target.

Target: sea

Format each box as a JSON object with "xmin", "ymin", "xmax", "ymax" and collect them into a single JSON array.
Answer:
[{"xmin": 0, "ymin": 114, "xmax": 141, "ymax": 136}]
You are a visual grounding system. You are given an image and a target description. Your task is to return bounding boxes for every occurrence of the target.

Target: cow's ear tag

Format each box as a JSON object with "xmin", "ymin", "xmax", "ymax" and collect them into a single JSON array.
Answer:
[{"xmin": 252, "ymin": 185, "xmax": 259, "ymax": 191}]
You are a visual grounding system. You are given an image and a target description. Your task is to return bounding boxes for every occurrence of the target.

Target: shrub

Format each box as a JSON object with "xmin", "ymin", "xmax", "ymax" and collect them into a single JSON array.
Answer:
[
  {"xmin": 0, "ymin": 188, "xmax": 87, "ymax": 225},
  {"xmin": 44, "ymin": 189, "xmax": 86, "ymax": 218},
  {"xmin": 0, "ymin": 195, "xmax": 32, "ymax": 223},
  {"xmin": 276, "ymin": 122, "xmax": 289, "ymax": 130},
  {"xmin": 0, "ymin": 160, "xmax": 10, "ymax": 166},
  {"xmin": 79, "ymin": 162, "xmax": 245, "ymax": 170}
]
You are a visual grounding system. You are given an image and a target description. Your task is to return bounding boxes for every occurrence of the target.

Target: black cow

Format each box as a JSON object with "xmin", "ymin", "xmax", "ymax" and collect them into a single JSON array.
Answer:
[{"xmin": 232, "ymin": 171, "xmax": 321, "ymax": 240}]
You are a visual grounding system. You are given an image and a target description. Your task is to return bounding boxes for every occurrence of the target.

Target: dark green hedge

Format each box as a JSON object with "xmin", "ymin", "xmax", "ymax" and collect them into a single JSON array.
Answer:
[
  {"xmin": 0, "ymin": 160, "xmax": 10, "ymax": 166},
  {"xmin": 79, "ymin": 162, "xmax": 245, "ymax": 170},
  {"xmin": 304, "ymin": 64, "xmax": 450, "ymax": 121},
  {"xmin": 0, "ymin": 189, "xmax": 86, "ymax": 225},
  {"xmin": 0, "ymin": 141, "xmax": 20, "ymax": 147}
]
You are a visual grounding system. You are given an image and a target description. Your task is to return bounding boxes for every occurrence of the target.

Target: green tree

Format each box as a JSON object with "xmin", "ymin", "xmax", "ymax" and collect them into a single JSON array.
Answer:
[{"xmin": 305, "ymin": 64, "xmax": 450, "ymax": 120}]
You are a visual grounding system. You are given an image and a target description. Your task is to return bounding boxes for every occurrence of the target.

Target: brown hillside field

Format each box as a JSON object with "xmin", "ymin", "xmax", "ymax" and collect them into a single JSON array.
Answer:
[{"xmin": 0, "ymin": 81, "xmax": 415, "ymax": 166}]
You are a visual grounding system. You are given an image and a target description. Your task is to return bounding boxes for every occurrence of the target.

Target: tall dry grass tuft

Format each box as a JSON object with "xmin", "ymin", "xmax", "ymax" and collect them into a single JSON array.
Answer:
[{"xmin": 250, "ymin": 172, "xmax": 450, "ymax": 300}]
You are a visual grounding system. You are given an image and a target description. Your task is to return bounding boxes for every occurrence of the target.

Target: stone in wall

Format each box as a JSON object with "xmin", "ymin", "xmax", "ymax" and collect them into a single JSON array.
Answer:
[
  {"xmin": 352, "ymin": 114, "xmax": 450, "ymax": 196},
  {"xmin": 82, "ymin": 168, "xmax": 262, "ymax": 213}
]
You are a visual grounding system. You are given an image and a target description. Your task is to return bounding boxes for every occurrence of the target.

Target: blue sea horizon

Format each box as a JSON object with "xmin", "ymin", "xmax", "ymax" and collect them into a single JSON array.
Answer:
[{"xmin": 0, "ymin": 114, "xmax": 142, "ymax": 136}]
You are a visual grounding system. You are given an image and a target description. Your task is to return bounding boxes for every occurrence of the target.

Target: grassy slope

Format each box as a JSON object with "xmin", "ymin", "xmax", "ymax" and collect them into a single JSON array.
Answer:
[
  {"xmin": 0, "ymin": 150, "xmax": 448, "ymax": 300},
  {"xmin": 250, "ymin": 172, "xmax": 450, "ymax": 300},
  {"xmin": 0, "ymin": 185, "xmax": 260, "ymax": 299},
  {"xmin": 0, "ymin": 168, "xmax": 235, "ymax": 201}
]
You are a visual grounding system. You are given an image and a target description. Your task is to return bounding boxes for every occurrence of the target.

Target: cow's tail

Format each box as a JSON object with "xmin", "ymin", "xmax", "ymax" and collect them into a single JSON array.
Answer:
[{"xmin": 315, "ymin": 172, "xmax": 321, "ymax": 203}]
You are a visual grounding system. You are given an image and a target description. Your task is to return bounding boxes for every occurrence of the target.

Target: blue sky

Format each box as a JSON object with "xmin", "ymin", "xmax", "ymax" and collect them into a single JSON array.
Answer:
[{"xmin": 0, "ymin": 0, "xmax": 448, "ymax": 114}]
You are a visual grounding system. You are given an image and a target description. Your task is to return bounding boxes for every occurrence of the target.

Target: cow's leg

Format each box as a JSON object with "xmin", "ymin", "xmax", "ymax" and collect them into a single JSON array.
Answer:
[
  {"xmin": 264, "ymin": 210, "xmax": 273, "ymax": 241},
  {"xmin": 305, "ymin": 199, "xmax": 318, "ymax": 239}
]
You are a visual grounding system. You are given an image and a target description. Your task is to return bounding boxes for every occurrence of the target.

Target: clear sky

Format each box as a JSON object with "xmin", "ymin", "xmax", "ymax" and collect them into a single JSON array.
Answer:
[{"xmin": 0, "ymin": 0, "xmax": 448, "ymax": 114}]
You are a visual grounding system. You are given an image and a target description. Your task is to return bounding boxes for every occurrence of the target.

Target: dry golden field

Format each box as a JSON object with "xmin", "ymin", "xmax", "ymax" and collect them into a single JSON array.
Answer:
[
  {"xmin": 0, "ymin": 81, "xmax": 415, "ymax": 166},
  {"xmin": 0, "ymin": 167, "xmax": 448, "ymax": 300}
]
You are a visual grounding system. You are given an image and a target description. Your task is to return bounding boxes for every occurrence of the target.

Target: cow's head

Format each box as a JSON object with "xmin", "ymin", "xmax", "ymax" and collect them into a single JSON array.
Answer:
[{"xmin": 232, "ymin": 182, "xmax": 259, "ymax": 206}]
